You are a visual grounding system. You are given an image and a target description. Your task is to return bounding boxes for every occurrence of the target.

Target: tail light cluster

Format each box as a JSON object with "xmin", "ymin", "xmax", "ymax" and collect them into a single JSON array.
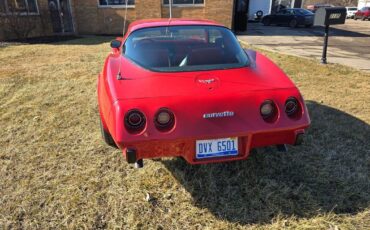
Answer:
[
  {"xmin": 124, "ymin": 108, "xmax": 175, "ymax": 134},
  {"xmin": 285, "ymin": 97, "xmax": 300, "ymax": 118},
  {"xmin": 260, "ymin": 100, "xmax": 278, "ymax": 122},
  {"xmin": 260, "ymin": 97, "xmax": 301, "ymax": 122},
  {"xmin": 124, "ymin": 109, "xmax": 146, "ymax": 134},
  {"xmin": 154, "ymin": 108, "xmax": 175, "ymax": 132}
]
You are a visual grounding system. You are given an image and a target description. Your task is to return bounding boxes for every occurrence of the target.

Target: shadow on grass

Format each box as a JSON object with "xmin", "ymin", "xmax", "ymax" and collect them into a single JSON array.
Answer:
[{"xmin": 162, "ymin": 101, "xmax": 370, "ymax": 224}]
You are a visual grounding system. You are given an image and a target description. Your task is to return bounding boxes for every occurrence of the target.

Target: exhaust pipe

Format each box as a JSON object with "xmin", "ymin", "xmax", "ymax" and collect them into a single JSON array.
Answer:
[
  {"xmin": 276, "ymin": 144, "xmax": 288, "ymax": 152},
  {"xmin": 126, "ymin": 148, "xmax": 144, "ymax": 168},
  {"xmin": 295, "ymin": 133, "xmax": 304, "ymax": 146}
]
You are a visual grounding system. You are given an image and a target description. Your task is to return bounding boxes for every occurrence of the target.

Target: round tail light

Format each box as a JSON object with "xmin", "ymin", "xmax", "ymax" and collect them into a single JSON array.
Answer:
[
  {"xmin": 124, "ymin": 110, "xmax": 146, "ymax": 133},
  {"xmin": 285, "ymin": 97, "xmax": 299, "ymax": 116},
  {"xmin": 260, "ymin": 100, "xmax": 276, "ymax": 120},
  {"xmin": 155, "ymin": 108, "xmax": 175, "ymax": 132}
]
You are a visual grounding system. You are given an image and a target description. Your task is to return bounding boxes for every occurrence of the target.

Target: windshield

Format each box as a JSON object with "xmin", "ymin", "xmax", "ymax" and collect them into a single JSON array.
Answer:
[
  {"xmin": 123, "ymin": 26, "xmax": 250, "ymax": 72},
  {"xmin": 348, "ymin": 7, "xmax": 357, "ymax": 11},
  {"xmin": 295, "ymin": 9, "xmax": 314, "ymax": 15}
]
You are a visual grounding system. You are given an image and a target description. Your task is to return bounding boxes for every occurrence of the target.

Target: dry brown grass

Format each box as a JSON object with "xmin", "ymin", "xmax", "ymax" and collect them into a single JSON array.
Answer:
[{"xmin": 0, "ymin": 37, "xmax": 369, "ymax": 229}]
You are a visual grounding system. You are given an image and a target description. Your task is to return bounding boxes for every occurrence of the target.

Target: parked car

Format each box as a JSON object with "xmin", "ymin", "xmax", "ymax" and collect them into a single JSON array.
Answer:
[
  {"xmin": 346, "ymin": 7, "xmax": 358, "ymax": 18},
  {"xmin": 97, "ymin": 19, "xmax": 310, "ymax": 167},
  {"xmin": 354, "ymin": 7, "xmax": 370, "ymax": 20},
  {"xmin": 262, "ymin": 8, "xmax": 314, "ymax": 28}
]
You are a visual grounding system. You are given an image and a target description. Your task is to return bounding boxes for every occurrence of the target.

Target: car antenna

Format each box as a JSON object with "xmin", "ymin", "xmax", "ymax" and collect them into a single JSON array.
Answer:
[{"xmin": 117, "ymin": 0, "xmax": 129, "ymax": 80}]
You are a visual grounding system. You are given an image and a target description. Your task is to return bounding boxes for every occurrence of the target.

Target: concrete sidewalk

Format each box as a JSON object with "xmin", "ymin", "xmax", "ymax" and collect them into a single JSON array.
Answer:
[{"xmin": 238, "ymin": 20, "xmax": 370, "ymax": 72}]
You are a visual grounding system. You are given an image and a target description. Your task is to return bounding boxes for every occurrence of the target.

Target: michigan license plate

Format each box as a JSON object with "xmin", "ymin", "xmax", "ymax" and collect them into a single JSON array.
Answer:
[{"xmin": 196, "ymin": 137, "xmax": 238, "ymax": 159}]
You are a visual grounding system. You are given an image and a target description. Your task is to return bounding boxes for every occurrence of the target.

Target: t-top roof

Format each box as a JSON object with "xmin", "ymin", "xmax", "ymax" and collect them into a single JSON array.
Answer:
[{"xmin": 127, "ymin": 18, "xmax": 225, "ymax": 34}]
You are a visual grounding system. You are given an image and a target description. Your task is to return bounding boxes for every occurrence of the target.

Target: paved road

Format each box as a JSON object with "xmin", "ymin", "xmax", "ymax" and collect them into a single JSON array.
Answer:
[{"xmin": 238, "ymin": 20, "xmax": 370, "ymax": 71}]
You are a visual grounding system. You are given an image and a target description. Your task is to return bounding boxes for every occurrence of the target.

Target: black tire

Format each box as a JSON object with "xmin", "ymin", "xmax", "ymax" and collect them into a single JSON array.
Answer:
[
  {"xmin": 289, "ymin": 19, "xmax": 298, "ymax": 28},
  {"xmin": 256, "ymin": 10, "xmax": 263, "ymax": 17},
  {"xmin": 262, "ymin": 18, "xmax": 271, "ymax": 26},
  {"xmin": 354, "ymin": 16, "xmax": 358, "ymax": 20},
  {"xmin": 100, "ymin": 118, "xmax": 118, "ymax": 148},
  {"xmin": 362, "ymin": 16, "xmax": 366, "ymax": 21}
]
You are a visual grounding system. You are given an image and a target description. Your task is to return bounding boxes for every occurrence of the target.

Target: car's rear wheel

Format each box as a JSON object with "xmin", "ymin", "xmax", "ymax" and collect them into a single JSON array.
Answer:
[
  {"xmin": 289, "ymin": 19, "xmax": 298, "ymax": 28},
  {"xmin": 262, "ymin": 18, "xmax": 271, "ymax": 26},
  {"xmin": 100, "ymin": 118, "xmax": 118, "ymax": 148},
  {"xmin": 362, "ymin": 16, "xmax": 366, "ymax": 21}
]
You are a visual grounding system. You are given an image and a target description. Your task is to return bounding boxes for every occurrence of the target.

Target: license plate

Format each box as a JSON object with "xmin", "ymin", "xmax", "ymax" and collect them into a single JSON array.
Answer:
[{"xmin": 196, "ymin": 137, "xmax": 238, "ymax": 159}]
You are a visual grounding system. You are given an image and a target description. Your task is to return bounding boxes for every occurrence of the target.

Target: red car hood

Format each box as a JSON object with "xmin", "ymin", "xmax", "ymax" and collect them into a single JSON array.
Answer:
[{"xmin": 106, "ymin": 53, "xmax": 297, "ymax": 100}]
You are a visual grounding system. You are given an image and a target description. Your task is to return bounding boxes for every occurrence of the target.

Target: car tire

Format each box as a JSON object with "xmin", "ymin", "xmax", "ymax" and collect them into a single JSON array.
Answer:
[
  {"xmin": 354, "ymin": 16, "xmax": 358, "ymax": 20},
  {"xmin": 262, "ymin": 18, "xmax": 271, "ymax": 26},
  {"xmin": 289, "ymin": 19, "xmax": 298, "ymax": 28},
  {"xmin": 100, "ymin": 118, "xmax": 118, "ymax": 148},
  {"xmin": 362, "ymin": 16, "xmax": 366, "ymax": 21}
]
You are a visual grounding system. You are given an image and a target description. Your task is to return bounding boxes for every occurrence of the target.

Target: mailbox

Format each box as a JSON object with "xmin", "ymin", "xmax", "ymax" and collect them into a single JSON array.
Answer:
[
  {"xmin": 314, "ymin": 7, "xmax": 346, "ymax": 64},
  {"xmin": 314, "ymin": 7, "xmax": 347, "ymax": 26}
]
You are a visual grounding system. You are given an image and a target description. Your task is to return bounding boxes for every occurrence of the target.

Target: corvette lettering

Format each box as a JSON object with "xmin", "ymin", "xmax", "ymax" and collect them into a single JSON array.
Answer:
[{"xmin": 203, "ymin": 111, "xmax": 235, "ymax": 119}]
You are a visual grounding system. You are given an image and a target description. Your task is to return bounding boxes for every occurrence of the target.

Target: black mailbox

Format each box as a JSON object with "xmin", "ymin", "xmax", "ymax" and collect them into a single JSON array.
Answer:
[
  {"xmin": 314, "ymin": 7, "xmax": 347, "ymax": 26},
  {"xmin": 314, "ymin": 7, "xmax": 346, "ymax": 64}
]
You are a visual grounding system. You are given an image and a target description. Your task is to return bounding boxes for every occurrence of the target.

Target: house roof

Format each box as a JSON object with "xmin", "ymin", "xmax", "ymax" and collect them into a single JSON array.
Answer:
[{"xmin": 127, "ymin": 18, "xmax": 225, "ymax": 34}]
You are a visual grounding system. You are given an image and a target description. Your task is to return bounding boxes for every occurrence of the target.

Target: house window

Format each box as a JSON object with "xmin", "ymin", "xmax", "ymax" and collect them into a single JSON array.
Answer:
[
  {"xmin": 99, "ymin": 0, "xmax": 135, "ymax": 6},
  {"xmin": 163, "ymin": 0, "xmax": 204, "ymax": 6},
  {"xmin": 0, "ymin": 0, "xmax": 39, "ymax": 14}
]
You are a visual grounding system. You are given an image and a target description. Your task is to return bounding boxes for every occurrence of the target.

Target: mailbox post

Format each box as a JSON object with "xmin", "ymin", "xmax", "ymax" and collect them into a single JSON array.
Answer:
[{"xmin": 314, "ymin": 7, "xmax": 347, "ymax": 64}]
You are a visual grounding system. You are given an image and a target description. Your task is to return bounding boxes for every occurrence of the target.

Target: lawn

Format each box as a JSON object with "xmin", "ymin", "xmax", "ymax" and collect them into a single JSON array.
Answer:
[{"xmin": 0, "ymin": 37, "xmax": 369, "ymax": 229}]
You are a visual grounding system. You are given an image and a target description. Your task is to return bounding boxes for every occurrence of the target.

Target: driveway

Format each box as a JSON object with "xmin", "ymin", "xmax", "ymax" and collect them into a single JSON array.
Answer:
[{"xmin": 238, "ymin": 20, "xmax": 370, "ymax": 71}]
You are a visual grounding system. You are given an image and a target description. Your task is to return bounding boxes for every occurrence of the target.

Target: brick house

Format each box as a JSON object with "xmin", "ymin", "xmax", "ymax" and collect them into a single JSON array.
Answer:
[
  {"xmin": 0, "ymin": 0, "xmax": 305, "ymax": 41},
  {"xmin": 0, "ymin": 0, "xmax": 234, "ymax": 41}
]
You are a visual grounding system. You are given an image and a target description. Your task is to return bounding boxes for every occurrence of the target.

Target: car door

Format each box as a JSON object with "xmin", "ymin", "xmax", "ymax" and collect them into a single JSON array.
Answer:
[
  {"xmin": 283, "ymin": 9, "xmax": 295, "ymax": 25},
  {"xmin": 274, "ymin": 9, "xmax": 287, "ymax": 24}
]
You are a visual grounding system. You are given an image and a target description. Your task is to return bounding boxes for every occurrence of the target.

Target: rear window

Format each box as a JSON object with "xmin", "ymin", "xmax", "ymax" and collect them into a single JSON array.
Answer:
[{"xmin": 123, "ymin": 26, "xmax": 249, "ymax": 72}]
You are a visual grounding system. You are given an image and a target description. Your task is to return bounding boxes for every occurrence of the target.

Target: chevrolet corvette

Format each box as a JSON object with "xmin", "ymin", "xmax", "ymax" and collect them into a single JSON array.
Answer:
[{"xmin": 97, "ymin": 19, "xmax": 310, "ymax": 167}]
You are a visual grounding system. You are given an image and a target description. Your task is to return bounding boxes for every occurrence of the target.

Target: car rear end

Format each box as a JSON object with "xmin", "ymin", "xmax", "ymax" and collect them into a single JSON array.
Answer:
[
  {"xmin": 113, "ymin": 87, "xmax": 309, "ymax": 165},
  {"xmin": 103, "ymin": 22, "xmax": 310, "ymax": 166}
]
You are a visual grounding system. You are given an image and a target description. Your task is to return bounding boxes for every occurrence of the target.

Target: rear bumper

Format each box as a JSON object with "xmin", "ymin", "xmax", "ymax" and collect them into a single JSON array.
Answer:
[{"xmin": 120, "ymin": 127, "xmax": 307, "ymax": 165}]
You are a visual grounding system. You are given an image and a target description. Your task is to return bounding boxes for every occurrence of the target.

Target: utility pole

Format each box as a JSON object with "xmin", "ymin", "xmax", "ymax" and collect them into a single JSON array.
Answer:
[{"xmin": 169, "ymin": 0, "xmax": 172, "ymax": 19}]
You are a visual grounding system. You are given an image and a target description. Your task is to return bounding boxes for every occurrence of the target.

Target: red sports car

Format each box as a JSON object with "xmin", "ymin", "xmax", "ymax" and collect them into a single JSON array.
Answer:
[
  {"xmin": 354, "ymin": 7, "xmax": 370, "ymax": 20},
  {"xmin": 97, "ymin": 19, "xmax": 310, "ymax": 168}
]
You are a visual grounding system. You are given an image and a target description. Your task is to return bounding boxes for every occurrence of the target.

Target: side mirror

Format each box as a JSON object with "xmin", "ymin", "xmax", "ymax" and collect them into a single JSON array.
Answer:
[{"xmin": 110, "ymin": 40, "xmax": 121, "ymax": 49}]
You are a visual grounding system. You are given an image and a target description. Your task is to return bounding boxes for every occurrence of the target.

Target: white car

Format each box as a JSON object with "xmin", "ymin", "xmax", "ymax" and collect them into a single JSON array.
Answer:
[{"xmin": 346, "ymin": 7, "xmax": 358, "ymax": 18}]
